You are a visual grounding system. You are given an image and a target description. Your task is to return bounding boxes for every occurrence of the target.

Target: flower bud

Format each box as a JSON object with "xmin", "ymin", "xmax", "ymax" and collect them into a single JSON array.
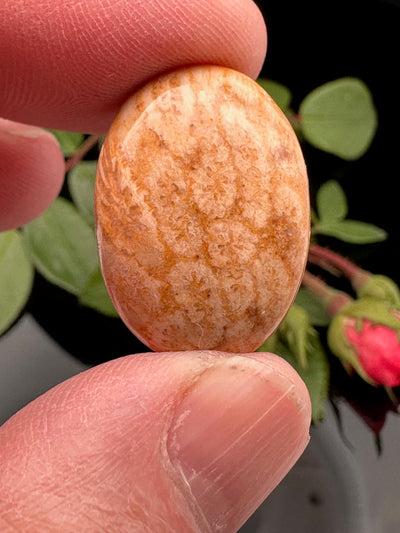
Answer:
[
  {"xmin": 355, "ymin": 274, "xmax": 400, "ymax": 307},
  {"xmin": 328, "ymin": 298, "xmax": 400, "ymax": 387}
]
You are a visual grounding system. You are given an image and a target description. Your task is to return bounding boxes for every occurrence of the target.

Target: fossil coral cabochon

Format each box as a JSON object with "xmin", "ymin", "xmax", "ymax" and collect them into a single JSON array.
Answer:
[{"xmin": 95, "ymin": 65, "xmax": 310, "ymax": 352}]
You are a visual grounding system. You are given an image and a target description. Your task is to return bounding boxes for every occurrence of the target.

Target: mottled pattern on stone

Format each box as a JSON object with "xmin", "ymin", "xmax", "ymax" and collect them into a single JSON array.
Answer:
[{"xmin": 95, "ymin": 65, "xmax": 310, "ymax": 352}]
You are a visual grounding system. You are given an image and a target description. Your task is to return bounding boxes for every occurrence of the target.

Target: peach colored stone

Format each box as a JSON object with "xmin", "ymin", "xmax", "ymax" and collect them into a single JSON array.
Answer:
[{"xmin": 95, "ymin": 65, "xmax": 310, "ymax": 352}]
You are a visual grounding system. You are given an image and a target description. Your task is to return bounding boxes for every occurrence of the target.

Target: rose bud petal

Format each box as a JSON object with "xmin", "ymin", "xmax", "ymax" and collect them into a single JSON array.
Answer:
[{"xmin": 344, "ymin": 319, "xmax": 400, "ymax": 387}]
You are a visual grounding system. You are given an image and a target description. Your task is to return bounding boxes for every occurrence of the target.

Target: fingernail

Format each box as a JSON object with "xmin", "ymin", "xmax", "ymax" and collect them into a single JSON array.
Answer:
[{"xmin": 168, "ymin": 354, "xmax": 311, "ymax": 532}]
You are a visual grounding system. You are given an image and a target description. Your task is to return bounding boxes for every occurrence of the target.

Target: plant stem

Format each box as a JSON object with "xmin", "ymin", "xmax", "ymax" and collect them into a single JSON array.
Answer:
[
  {"xmin": 309, "ymin": 244, "xmax": 371, "ymax": 290},
  {"xmin": 302, "ymin": 270, "xmax": 352, "ymax": 317},
  {"xmin": 64, "ymin": 135, "xmax": 101, "ymax": 173}
]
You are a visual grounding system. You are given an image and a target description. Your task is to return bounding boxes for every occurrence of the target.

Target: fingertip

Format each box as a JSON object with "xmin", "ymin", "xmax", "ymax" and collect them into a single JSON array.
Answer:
[
  {"xmin": 0, "ymin": 350, "xmax": 310, "ymax": 532},
  {"xmin": 0, "ymin": 0, "xmax": 267, "ymax": 133},
  {"xmin": 0, "ymin": 120, "xmax": 65, "ymax": 231},
  {"xmin": 244, "ymin": 351, "xmax": 312, "ymax": 424},
  {"xmin": 168, "ymin": 351, "xmax": 311, "ymax": 532}
]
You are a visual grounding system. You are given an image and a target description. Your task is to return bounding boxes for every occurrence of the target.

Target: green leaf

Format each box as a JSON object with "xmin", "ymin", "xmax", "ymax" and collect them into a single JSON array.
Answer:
[
  {"xmin": 257, "ymin": 78, "xmax": 292, "ymax": 112},
  {"xmin": 256, "ymin": 332, "xmax": 279, "ymax": 354},
  {"xmin": 314, "ymin": 219, "xmax": 387, "ymax": 244},
  {"xmin": 0, "ymin": 230, "xmax": 34, "ymax": 336},
  {"xmin": 279, "ymin": 303, "xmax": 312, "ymax": 368},
  {"xmin": 316, "ymin": 180, "xmax": 348, "ymax": 223},
  {"xmin": 299, "ymin": 77, "xmax": 378, "ymax": 160},
  {"xmin": 98, "ymin": 135, "xmax": 106, "ymax": 151},
  {"xmin": 310, "ymin": 207, "xmax": 319, "ymax": 226},
  {"xmin": 273, "ymin": 337, "xmax": 330, "ymax": 423},
  {"xmin": 68, "ymin": 161, "xmax": 97, "ymax": 226},
  {"xmin": 79, "ymin": 267, "xmax": 119, "ymax": 318},
  {"xmin": 23, "ymin": 197, "xmax": 99, "ymax": 295},
  {"xmin": 47, "ymin": 130, "xmax": 85, "ymax": 157},
  {"xmin": 295, "ymin": 287, "xmax": 331, "ymax": 327}
]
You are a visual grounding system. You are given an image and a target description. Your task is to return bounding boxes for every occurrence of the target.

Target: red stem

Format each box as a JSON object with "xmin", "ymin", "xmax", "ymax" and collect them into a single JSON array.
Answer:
[
  {"xmin": 64, "ymin": 135, "xmax": 101, "ymax": 173},
  {"xmin": 309, "ymin": 244, "xmax": 371, "ymax": 290}
]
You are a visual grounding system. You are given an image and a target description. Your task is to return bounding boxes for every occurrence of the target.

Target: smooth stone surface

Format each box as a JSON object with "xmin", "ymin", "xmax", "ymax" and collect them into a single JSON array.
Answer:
[{"xmin": 95, "ymin": 65, "xmax": 309, "ymax": 352}]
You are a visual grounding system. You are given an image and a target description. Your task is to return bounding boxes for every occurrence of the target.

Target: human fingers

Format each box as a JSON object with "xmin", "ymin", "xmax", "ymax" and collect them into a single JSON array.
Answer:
[
  {"xmin": 0, "ymin": 0, "xmax": 267, "ymax": 134},
  {"xmin": 0, "ymin": 350, "xmax": 310, "ymax": 532},
  {"xmin": 0, "ymin": 0, "xmax": 266, "ymax": 229},
  {"xmin": 0, "ymin": 119, "xmax": 64, "ymax": 231}
]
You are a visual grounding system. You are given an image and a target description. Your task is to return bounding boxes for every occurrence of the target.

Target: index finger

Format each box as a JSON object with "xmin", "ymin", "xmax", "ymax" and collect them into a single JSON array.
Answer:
[{"xmin": 0, "ymin": 0, "xmax": 267, "ymax": 133}]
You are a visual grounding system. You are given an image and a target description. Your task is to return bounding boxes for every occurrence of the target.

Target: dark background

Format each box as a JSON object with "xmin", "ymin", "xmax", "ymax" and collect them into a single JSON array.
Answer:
[{"xmin": 255, "ymin": 0, "xmax": 399, "ymax": 281}]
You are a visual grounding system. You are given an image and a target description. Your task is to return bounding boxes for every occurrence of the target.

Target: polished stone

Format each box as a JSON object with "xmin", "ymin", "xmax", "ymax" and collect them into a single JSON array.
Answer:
[{"xmin": 95, "ymin": 65, "xmax": 309, "ymax": 352}]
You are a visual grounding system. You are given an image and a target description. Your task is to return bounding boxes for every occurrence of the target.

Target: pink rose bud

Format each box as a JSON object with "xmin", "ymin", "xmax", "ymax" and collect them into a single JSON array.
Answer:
[
  {"xmin": 328, "ymin": 298, "xmax": 400, "ymax": 387},
  {"xmin": 344, "ymin": 318, "xmax": 400, "ymax": 387}
]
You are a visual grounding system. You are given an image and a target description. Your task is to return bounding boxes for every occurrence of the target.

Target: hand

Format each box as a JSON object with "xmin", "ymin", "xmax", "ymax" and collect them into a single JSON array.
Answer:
[
  {"xmin": 0, "ymin": 0, "xmax": 266, "ymax": 231},
  {"xmin": 0, "ymin": 2, "xmax": 311, "ymax": 531}
]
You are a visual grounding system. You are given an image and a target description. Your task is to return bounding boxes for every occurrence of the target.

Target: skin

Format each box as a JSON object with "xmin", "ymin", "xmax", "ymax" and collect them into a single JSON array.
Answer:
[
  {"xmin": 0, "ymin": 1, "xmax": 312, "ymax": 531},
  {"xmin": 0, "ymin": 0, "xmax": 266, "ymax": 230}
]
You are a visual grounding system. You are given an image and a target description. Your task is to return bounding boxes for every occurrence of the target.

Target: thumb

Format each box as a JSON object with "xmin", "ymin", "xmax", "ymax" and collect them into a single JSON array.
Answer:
[{"xmin": 0, "ymin": 350, "xmax": 311, "ymax": 532}]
